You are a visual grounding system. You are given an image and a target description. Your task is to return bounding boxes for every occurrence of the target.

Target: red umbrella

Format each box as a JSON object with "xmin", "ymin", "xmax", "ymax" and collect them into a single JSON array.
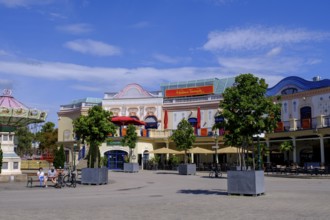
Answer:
[
  {"xmin": 164, "ymin": 110, "xmax": 168, "ymax": 129},
  {"xmin": 111, "ymin": 116, "xmax": 146, "ymax": 126},
  {"xmin": 197, "ymin": 107, "xmax": 201, "ymax": 129}
]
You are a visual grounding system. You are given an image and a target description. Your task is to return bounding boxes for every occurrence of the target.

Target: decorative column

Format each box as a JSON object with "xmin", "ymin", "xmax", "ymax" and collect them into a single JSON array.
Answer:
[
  {"xmin": 316, "ymin": 115, "xmax": 325, "ymax": 128},
  {"xmin": 319, "ymin": 134, "xmax": 325, "ymax": 164},
  {"xmin": 289, "ymin": 118, "xmax": 297, "ymax": 131},
  {"xmin": 291, "ymin": 136, "xmax": 297, "ymax": 163}
]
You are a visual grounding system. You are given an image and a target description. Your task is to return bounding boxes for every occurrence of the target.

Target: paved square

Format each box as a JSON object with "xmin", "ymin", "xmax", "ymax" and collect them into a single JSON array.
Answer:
[{"xmin": 0, "ymin": 171, "xmax": 329, "ymax": 220}]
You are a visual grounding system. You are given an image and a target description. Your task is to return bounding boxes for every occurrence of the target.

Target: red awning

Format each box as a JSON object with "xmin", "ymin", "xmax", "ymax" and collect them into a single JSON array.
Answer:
[
  {"xmin": 111, "ymin": 116, "xmax": 146, "ymax": 126},
  {"xmin": 197, "ymin": 107, "xmax": 201, "ymax": 129},
  {"xmin": 164, "ymin": 110, "xmax": 168, "ymax": 129}
]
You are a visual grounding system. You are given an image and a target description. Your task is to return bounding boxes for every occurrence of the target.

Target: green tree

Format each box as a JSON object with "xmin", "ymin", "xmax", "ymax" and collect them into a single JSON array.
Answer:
[
  {"xmin": 279, "ymin": 141, "xmax": 293, "ymax": 165},
  {"xmin": 121, "ymin": 124, "xmax": 138, "ymax": 163},
  {"xmin": 35, "ymin": 122, "xmax": 58, "ymax": 154},
  {"xmin": 15, "ymin": 126, "xmax": 34, "ymax": 157},
  {"xmin": 73, "ymin": 106, "xmax": 116, "ymax": 168},
  {"xmin": 218, "ymin": 73, "xmax": 281, "ymax": 169},
  {"xmin": 171, "ymin": 119, "xmax": 196, "ymax": 164},
  {"xmin": 53, "ymin": 145, "xmax": 66, "ymax": 169}
]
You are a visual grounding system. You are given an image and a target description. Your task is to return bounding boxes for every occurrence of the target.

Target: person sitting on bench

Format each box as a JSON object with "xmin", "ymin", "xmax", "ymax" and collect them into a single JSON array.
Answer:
[
  {"xmin": 47, "ymin": 166, "xmax": 57, "ymax": 184},
  {"xmin": 37, "ymin": 167, "xmax": 48, "ymax": 188}
]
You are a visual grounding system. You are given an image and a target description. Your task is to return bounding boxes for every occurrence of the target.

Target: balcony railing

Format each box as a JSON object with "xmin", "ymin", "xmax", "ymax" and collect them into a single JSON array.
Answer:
[
  {"xmin": 109, "ymin": 127, "xmax": 218, "ymax": 138},
  {"xmin": 164, "ymin": 94, "xmax": 222, "ymax": 104},
  {"xmin": 274, "ymin": 115, "xmax": 330, "ymax": 132}
]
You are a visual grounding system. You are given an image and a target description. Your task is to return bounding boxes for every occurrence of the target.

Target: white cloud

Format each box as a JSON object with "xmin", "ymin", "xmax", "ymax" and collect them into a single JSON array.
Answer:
[
  {"xmin": 0, "ymin": 59, "xmax": 287, "ymax": 91},
  {"xmin": 0, "ymin": 50, "xmax": 10, "ymax": 56},
  {"xmin": 57, "ymin": 23, "xmax": 93, "ymax": 34},
  {"xmin": 64, "ymin": 39, "xmax": 121, "ymax": 56},
  {"xmin": 71, "ymin": 84, "xmax": 103, "ymax": 92},
  {"xmin": 217, "ymin": 55, "xmax": 304, "ymax": 74},
  {"xmin": 153, "ymin": 53, "xmax": 191, "ymax": 64},
  {"xmin": 0, "ymin": 79, "xmax": 13, "ymax": 88},
  {"xmin": 203, "ymin": 26, "xmax": 330, "ymax": 52},
  {"xmin": 0, "ymin": 0, "xmax": 53, "ymax": 8},
  {"xmin": 266, "ymin": 47, "xmax": 282, "ymax": 57},
  {"xmin": 49, "ymin": 12, "xmax": 67, "ymax": 20}
]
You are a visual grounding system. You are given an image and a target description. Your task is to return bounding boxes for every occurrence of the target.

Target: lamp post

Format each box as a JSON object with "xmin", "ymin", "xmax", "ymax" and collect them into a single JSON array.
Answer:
[
  {"xmin": 257, "ymin": 132, "xmax": 261, "ymax": 170},
  {"xmin": 212, "ymin": 132, "xmax": 219, "ymax": 177}
]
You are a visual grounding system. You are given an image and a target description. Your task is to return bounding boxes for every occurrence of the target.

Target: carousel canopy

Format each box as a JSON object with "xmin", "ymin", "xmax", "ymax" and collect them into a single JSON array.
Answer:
[{"xmin": 0, "ymin": 89, "xmax": 47, "ymax": 131}]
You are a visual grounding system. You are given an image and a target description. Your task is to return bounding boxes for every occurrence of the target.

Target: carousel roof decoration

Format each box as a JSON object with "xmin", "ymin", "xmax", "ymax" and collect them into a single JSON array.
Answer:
[{"xmin": 0, "ymin": 89, "xmax": 47, "ymax": 131}]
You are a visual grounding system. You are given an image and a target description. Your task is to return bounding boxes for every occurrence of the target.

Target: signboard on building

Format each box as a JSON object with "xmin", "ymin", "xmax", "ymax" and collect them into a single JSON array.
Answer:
[{"xmin": 165, "ymin": 85, "xmax": 214, "ymax": 97}]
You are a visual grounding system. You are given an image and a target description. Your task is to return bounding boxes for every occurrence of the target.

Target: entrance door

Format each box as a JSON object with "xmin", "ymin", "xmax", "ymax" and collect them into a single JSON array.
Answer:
[
  {"xmin": 300, "ymin": 106, "xmax": 312, "ymax": 129},
  {"xmin": 105, "ymin": 150, "xmax": 127, "ymax": 170}
]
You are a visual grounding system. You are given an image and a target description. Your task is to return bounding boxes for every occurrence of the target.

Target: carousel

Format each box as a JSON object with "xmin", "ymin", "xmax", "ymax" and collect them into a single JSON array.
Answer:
[{"xmin": 0, "ymin": 89, "xmax": 47, "ymax": 177}]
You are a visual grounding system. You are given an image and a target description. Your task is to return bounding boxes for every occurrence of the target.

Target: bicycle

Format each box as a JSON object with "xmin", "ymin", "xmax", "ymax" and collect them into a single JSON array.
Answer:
[
  {"xmin": 209, "ymin": 167, "xmax": 222, "ymax": 178},
  {"xmin": 63, "ymin": 167, "xmax": 77, "ymax": 188},
  {"xmin": 55, "ymin": 172, "xmax": 65, "ymax": 188}
]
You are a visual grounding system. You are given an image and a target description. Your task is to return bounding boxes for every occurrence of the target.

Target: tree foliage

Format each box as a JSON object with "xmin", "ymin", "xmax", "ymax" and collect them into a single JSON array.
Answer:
[
  {"xmin": 73, "ymin": 105, "xmax": 116, "ymax": 168},
  {"xmin": 53, "ymin": 144, "xmax": 66, "ymax": 169},
  {"xmin": 280, "ymin": 141, "xmax": 293, "ymax": 164},
  {"xmin": 171, "ymin": 119, "xmax": 196, "ymax": 163},
  {"xmin": 35, "ymin": 122, "xmax": 58, "ymax": 154},
  {"xmin": 15, "ymin": 126, "xmax": 34, "ymax": 157},
  {"xmin": 121, "ymin": 124, "xmax": 138, "ymax": 163},
  {"xmin": 218, "ymin": 73, "xmax": 281, "ymax": 168}
]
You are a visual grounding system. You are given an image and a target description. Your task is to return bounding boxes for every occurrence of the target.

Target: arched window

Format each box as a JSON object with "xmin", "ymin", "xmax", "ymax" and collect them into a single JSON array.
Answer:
[{"xmin": 145, "ymin": 116, "xmax": 158, "ymax": 129}]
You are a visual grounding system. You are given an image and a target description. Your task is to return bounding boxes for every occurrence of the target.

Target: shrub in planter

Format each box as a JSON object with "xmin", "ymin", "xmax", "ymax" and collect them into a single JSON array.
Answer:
[
  {"xmin": 171, "ymin": 119, "xmax": 196, "ymax": 175},
  {"xmin": 121, "ymin": 124, "xmax": 139, "ymax": 173}
]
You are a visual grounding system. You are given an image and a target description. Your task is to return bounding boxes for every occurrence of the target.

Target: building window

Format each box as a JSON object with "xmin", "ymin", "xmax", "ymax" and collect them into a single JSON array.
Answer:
[
  {"xmin": 208, "ymin": 111, "xmax": 212, "ymax": 121},
  {"xmin": 284, "ymin": 103, "xmax": 287, "ymax": 114},
  {"xmin": 293, "ymin": 101, "xmax": 297, "ymax": 112},
  {"xmin": 281, "ymin": 87, "xmax": 298, "ymax": 95},
  {"xmin": 3, "ymin": 135, "xmax": 8, "ymax": 141},
  {"xmin": 2, "ymin": 162, "xmax": 8, "ymax": 169},
  {"xmin": 174, "ymin": 113, "xmax": 177, "ymax": 122},
  {"xmin": 13, "ymin": 162, "xmax": 19, "ymax": 169},
  {"xmin": 64, "ymin": 130, "xmax": 71, "ymax": 141}
]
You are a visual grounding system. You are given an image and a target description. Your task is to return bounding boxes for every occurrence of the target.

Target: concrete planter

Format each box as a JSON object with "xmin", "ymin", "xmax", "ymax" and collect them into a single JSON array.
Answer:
[
  {"xmin": 227, "ymin": 170, "xmax": 265, "ymax": 196},
  {"xmin": 81, "ymin": 167, "xmax": 108, "ymax": 185},
  {"xmin": 124, "ymin": 163, "xmax": 139, "ymax": 173},
  {"xmin": 178, "ymin": 164, "xmax": 196, "ymax": 175}
]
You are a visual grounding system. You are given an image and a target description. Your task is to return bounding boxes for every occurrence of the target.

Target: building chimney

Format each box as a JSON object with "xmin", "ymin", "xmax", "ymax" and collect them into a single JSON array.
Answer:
[{"xmin": 313, "ymin": 76, "xmax": 321, "ymax": 81}]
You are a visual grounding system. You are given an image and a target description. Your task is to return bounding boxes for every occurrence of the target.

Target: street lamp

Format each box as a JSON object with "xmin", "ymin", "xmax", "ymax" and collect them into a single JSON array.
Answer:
[{"xmin": 212, "ymin": 132, "xmax": 219, "ymax": 177}]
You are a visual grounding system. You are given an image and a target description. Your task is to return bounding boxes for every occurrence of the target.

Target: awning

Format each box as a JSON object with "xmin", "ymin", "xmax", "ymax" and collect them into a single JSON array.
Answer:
[{"xmin": 111, "ymin": 116, "xmax": 146, "ymax": 126}]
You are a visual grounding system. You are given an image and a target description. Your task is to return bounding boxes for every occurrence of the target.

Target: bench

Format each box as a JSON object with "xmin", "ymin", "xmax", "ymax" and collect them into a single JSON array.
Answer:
[{"xmin": 26, "ymin": 173, "xmax": 56, "ymax": 188}]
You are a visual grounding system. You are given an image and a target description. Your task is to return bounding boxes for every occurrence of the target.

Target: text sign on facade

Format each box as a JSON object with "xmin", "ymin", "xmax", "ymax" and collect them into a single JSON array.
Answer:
[{"xmin": 165, "ymin": 85, "xmax": 214, "ymax": 97}]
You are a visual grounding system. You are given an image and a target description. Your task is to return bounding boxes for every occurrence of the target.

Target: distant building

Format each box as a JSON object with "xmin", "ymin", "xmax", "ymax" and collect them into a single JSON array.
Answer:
[{"xmin": 57, "ymin": 75, "xmax": 330, "ymax": 170}]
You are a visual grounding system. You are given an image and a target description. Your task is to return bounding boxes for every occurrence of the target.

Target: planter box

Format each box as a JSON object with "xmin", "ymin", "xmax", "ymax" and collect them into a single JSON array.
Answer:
[
  {"xmin": 124, "ymin": 163, "xmax": 139, "ymax": 173},
  {"xmin": 227, "ymin": 170, "xmax": 265, "ymax": 196},
  {"xmin": 178, "ymin": 164, "xmax": 196, "ymax": 175},
  {"xmin": 81, "ymin": 167, "xmax": 108, "ymax": 185}
]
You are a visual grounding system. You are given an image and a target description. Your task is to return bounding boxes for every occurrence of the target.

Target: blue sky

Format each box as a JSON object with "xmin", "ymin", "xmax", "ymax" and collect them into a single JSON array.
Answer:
[{"xmin": 0, "ymin": 0, "xmax": 330, "ymax": 125}]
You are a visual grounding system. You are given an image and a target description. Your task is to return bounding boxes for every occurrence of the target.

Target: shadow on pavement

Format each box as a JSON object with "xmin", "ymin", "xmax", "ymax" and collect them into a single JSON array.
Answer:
[{"xmin": 177, "ymin": 189, "xmax": 228, "ymax": 196}]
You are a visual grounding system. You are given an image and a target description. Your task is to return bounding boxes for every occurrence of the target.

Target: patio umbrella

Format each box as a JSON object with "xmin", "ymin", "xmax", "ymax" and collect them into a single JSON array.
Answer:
[
  {"xmin": 164, "ymin": 110, "xmax": 168, "ymax": 129},
  {"xmin": 197, "ymin": 107, "xmax": 201, "ymax": 129},
  {"xmin": 149, "ymin": 147, "xmax": 182, "ymax": 154},
  {"xmin": 111, "ymin": 116, "xmax": 146, "ymax": 126},
  {"xmin": 187, "ymin": 147, "xmax": 213, "ymax": 154},
  {"xmin": 218, "ymin": 146, "xmax": 252, "ymax": 154}
]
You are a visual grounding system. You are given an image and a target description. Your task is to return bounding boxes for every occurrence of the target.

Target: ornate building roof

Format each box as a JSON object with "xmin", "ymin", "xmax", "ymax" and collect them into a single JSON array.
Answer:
[{"xmin": 266, "ymin": 76, "xmax": 330, "ymax": 97}]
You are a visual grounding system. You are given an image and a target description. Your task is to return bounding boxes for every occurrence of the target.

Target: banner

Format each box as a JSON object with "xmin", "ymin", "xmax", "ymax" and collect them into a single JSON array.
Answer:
[{"xmin": 165, "ymin": 85, "xmax": 214, "ymax": 97}]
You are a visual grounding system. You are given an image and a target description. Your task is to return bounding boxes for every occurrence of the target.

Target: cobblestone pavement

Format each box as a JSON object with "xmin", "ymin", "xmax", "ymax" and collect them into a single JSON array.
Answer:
[{"xmin": 0, "ymin": 171, "xmax": 329, "ymax": 220}]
